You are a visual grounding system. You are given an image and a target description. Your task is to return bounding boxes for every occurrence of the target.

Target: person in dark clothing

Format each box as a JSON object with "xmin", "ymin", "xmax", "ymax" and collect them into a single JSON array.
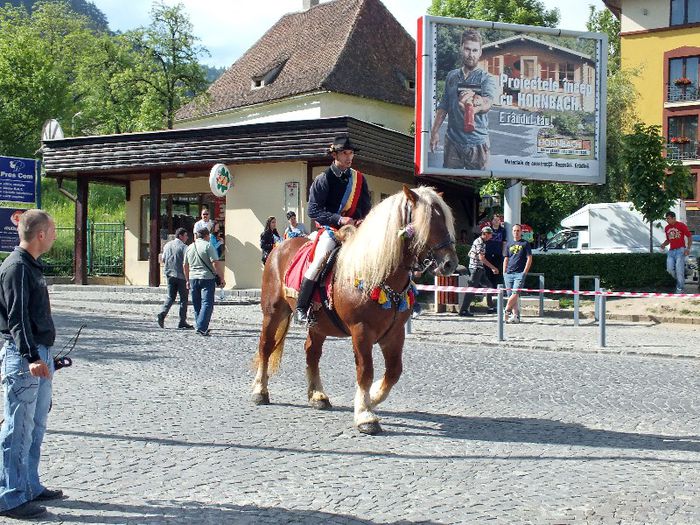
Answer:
[
  {"xmin": 294, "ymin": 134, "xmax": 371, "ymax": 324},
  {"xmin": 260, "ymin": 216, "xmax": 281, "ymax": 264},
  {"xmin": 0, "ymin": 210, "xmax": 62, "ymax": 520},
  {"xmin": 484, "ymin": 213, "xmax": 506, "ymax": 312},
  {"xmin": 157, "ymin": 227, "xmax": 192, "ymax": 329}
]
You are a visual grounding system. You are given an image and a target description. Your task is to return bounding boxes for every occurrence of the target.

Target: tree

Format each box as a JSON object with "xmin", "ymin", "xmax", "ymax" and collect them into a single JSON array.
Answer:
[
  {"xmin": 428, "ymin": 0, "xmax": 560, "ymax": 27},
  {"xmin": 126, "ymin": 2, "xmax": 209, "ymax": 129},
  {"xmin": 0, "ymin": 2, "xmax": 96, "ymax": 156},
  {"xmin": 624, "ymin": 123, "xmax": 692, "ymax": 252},
  {"xmin": 587, "ymin": 6, "xmax": 620, "ymax": 74},
  {"xmin": 6, "ymin": 0, "xmax": 109, "ymax": 32}
]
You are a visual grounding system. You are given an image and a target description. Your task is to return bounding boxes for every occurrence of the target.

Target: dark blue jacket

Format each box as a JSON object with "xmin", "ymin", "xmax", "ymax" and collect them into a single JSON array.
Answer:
[
  {"xmin": 0, "ymin": 247, "xmax": 55, "ymax": 362},
  {"xmin": 307, "ymin": 166, "xmax": 371, "ymax": 227}
]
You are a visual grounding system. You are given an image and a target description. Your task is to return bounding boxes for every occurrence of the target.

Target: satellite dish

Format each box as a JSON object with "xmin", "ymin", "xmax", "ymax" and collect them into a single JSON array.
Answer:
[{"xmin": 41, "ymin": 119, "xmax": 64, "ymax": 141}]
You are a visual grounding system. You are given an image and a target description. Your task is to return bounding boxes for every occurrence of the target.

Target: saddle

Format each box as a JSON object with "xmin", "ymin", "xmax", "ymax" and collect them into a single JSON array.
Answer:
[
  {"xmin": 284, "ymin": 242, "xmax": 348, "ymax": 333},
  {"xmin": 283, "ymin": 241, "xmax": 335, "ymax": 306}
]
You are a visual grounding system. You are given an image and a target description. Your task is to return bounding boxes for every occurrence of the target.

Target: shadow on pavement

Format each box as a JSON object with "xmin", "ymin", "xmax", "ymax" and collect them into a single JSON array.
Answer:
[{"xmin": 43, "ymin": 498, "xmax": 425, "ymax": 524}]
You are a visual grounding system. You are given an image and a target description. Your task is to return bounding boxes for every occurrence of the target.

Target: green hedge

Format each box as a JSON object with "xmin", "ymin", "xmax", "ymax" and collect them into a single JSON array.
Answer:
[
  {"xmin": 530, "ymin": 253, "xmax": 675, "ymax": 291},
  {"xmin": 453, "ymin": 247, "xmax": 675, "ymax": 292}
]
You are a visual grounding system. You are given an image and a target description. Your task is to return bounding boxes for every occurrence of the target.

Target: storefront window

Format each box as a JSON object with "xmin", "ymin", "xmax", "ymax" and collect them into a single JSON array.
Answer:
[{"xmin": 139, "ymin": 193, "xmax": 225, "ymax": 260}]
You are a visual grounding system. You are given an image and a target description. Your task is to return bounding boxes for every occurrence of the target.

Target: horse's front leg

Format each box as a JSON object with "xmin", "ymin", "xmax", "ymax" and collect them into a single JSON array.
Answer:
[
  {"xmin": 352, "ymin": 331, "xmax": 381, "ymax": 434},
  {"xmin": 370, "ymin": 325, "xmax": 405, "ymax": 409},
  {"xmin": 306, "ymin": 330, "xmax": 331, "ymax": 409}
]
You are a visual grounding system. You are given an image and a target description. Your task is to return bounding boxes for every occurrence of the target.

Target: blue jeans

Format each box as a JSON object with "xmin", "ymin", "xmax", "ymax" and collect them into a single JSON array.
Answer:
[
  {"xmin": 666, "ymin": 248, "xmax": 686, "ymax": 291},
  {"xmin": 190, "ymin": 278, "xmax": 216, "ymax": 332},
  {"xmin": 504, "ymin": 271, "xmax": 525, "ymax": 297},
  {"xmin": 161, "ymin": 276, "xmax": 189, "ymax": 326},
  {"xmin": 0, "ymin": 341, "xmax": 53, "ymax": 511}
]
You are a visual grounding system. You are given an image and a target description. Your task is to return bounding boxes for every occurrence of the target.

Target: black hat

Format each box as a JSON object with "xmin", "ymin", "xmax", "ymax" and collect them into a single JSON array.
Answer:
[{"xmin": 329, "ymin": 135, "xmax": 360, "ymax": 154}]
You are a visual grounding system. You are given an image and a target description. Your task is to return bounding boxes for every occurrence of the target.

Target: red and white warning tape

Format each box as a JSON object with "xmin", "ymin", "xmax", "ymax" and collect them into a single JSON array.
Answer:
[{"xmin": 414, "ymin": 284, "xmax": 700, "ymax": 298}]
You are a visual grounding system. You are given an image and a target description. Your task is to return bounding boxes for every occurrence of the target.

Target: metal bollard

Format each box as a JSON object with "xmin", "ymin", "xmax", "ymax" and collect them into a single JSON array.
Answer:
[
  {"xmin": 573, "ymin": 275, "xmax": 580, "ymax": 327},
  {"xmin": 594, "ymin": 276, "xmax": 601, "ymax": 322},
  {"xmin": 405, "ymin": 314, "xmax": 412, "ymax": 335},
  {"xmin": 497, "ymin": 284, "xmax": 504, "ymax": 342},
  {"xmin": 538, "ymin": 274, "xmax": 545, "ymax": 317},
  {"xmin": 598, "ymin": 289, "xmax": 606, "ymax": 347}
]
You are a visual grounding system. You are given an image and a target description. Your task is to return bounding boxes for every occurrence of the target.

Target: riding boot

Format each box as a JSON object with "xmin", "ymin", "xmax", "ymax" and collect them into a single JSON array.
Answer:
[{"xmin": 294, "ymin": 278, "xmax": 316, "ymax": 325}]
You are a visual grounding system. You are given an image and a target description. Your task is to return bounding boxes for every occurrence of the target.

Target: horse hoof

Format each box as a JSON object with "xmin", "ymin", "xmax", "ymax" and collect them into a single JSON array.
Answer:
[
  {"xmin": 252, "ymin": 393, "xmax": 270, "ymax": 405},
  {"xmin": 357, "ymin": 422, "xmax": 382, "ymax": 435},
  {"xmin": 309, "ymin": 398, "xmax": 332, "ymax": 410}
]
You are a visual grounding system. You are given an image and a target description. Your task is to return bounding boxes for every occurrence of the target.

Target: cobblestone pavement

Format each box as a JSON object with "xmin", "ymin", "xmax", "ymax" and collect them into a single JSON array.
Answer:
[{"xmin": 7, "ymin": 288, "xmax": 700, "ymax": 524}]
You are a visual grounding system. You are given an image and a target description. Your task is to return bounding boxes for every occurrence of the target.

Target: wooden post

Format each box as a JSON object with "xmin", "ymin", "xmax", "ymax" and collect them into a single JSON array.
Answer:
[
  {"xmin": 149, "ymin": 173, "xmax": 161, "ymax": 287},
  {"xmin": 74, "ymin": 177, "xmax": 88, "ymax": 285}
]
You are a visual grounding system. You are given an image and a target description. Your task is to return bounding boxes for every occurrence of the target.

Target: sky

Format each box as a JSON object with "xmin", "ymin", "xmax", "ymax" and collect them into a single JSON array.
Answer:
[{"xmin": 91, "ymin": 0, "xmax": 607, "ymax": 68}]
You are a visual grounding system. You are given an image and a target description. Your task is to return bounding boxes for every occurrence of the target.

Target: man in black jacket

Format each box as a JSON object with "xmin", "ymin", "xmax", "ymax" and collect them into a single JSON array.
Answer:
[
  {"xmin": 294, "ymin": 135, "xmax": 371, "ymax": 324},
  {"xmin": 0, "ymin": 210, "xmax": 61, "ymax": 520}
]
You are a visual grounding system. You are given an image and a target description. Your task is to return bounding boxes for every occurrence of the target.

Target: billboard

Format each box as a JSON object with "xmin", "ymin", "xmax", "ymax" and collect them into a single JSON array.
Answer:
[
  {"xmin": 0, "ymin": 208, "xmax": 26, "ymax": 253},
  {"xmin": 415, "ymin": 16, "xmax": 607, "ymax": 184},
  {"xmin": 0, "ymin": 156, "xmax": 39, "ymax": 204}
]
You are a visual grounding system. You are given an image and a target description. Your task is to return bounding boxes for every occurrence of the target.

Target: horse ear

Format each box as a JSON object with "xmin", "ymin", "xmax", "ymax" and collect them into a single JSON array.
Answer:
[
  {"xmin": 437, "ymin": 191, "xmax": 444, "ymax": 198},
  {"xmin": 402, "ymin": 184, "xmax": 418, "ymax": 205}
]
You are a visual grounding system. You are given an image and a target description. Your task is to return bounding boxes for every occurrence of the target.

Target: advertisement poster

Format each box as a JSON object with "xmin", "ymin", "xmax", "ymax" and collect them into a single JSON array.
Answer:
[
  {"xmin": 0, "ymin": 208, "xmax": 26, "ymax": 253},
  {"xmin": 0, "ymin": 156, "xmax": 38, "ymax": 204},
  {"xmin": 416, "ymin": 16, "xmax": 607, "ymax": 184}
]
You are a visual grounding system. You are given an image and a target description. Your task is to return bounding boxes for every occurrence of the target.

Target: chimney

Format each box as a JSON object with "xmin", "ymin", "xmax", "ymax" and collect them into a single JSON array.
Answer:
[{"xmin": 303, "ymin": 0, "xmax": 320, "ymax": 10}]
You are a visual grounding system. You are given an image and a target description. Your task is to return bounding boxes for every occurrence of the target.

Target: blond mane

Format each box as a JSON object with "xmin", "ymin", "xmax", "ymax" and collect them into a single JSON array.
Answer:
[{"xmin": 336, "ymin": 186, "xmax": 455, "ymax": 291}]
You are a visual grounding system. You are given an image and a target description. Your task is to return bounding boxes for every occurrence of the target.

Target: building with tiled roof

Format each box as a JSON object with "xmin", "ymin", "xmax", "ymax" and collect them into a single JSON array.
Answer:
[
  {"xmin": 603, "ymin": 0, "xmax": 700, "ymax": 231},
  {"xmin": 175, "ymin": 0, "xmax": 417, "ymax": 135}
]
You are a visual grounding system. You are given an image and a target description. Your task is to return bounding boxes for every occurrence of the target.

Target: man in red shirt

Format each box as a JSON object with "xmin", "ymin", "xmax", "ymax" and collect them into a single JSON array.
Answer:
[{"xmin": 660, "ymin": 211, "xmax": 692, "ymax": 293}]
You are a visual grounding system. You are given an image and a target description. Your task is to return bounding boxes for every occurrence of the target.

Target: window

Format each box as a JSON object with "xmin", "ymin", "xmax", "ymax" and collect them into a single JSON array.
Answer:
[
  {"xmin": 140, "ymin": 193, "xmax": 224, "ymax": 260},
  {"xmin": 251, "ymin": 59, "xmax": 287, "ymax": 89},
  {"xmin": 540, "ymin": 62, "xmax": 557, "ymax": 81},
  {"xmin": 671, "ymin": 0, "xmax": 700, "ymax": 25},
  {"xmin": 668, "ymin": 56, "xmax": 699, "ymax": 101},
  {"xmin": 667, "ymin": 115, "xmax": 698, "ymax": 160},
  {"xmin": 558, "ymin": 63, "xmax": 575, "ymax": 82}
]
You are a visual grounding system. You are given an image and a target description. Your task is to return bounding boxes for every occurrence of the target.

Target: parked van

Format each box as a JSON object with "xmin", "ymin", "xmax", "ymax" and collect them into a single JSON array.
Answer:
[{"xmin": 534, "ymin": 201, "xmax": 687, "ymax": 254}]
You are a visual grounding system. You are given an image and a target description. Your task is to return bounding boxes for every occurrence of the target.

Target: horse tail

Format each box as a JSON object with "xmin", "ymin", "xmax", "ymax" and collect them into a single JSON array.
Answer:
[
  {"xmin": 267, "ymin": 313, "xmax": 291, "ymax": 375},
  {"xmin": 253, "ymin": 312, "xmax": 292, "ymax": 375}
]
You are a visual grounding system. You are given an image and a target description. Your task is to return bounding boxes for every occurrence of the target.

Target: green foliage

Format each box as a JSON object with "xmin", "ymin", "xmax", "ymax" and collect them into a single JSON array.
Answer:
[
  {"xmin": 531, "ymin": 253, "xmax": 675, "ymax": 291},
  {"xmin": 428, "ymin": 0, "xmax": 559, "ymax": 27},
  {"xmin": 586, "ymin": 6, "xmax": 620, "ymax": 74},
  {"xmin": 624, "ymin": 123, "xmax": 692, "ymax": 251},
  {"xmin": 124, "ymin": 2, "xmax": 209, "ymax": 129},
  {"xmin": 5, "ymin": 0, "xmax": 108, "ymax": 32}
]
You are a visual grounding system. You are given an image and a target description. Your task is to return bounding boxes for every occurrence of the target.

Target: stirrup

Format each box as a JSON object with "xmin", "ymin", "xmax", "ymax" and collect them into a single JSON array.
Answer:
[{"xmin": 294, "ymin": 308, "xmax": 309, "ymax": 325}]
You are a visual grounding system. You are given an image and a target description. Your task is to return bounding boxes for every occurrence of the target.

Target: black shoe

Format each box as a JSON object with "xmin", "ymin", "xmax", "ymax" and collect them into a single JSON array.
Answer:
[
  {"xmin": 196, "ymin": 329, "xmax": 211, "ymax": 336},
  {"xmin": 486, "ymin": 307, "xmax": 497, "ymax": 314},
  {"xmin": 294, "ymin": 277, "xmax": 316, "ymax": 326},
  {"xmin": 0, "ymin": 501, "xmax": 47, "ymax": 519},
  {"xmin": 458, "ymin": 310, "xmax": 474, "ymax": 317},
  {"xmin": 177, "ymin": 323, "xmax": 194, "ymax": 330},
  {"xmin": 157, "ymin": 313, "xmax": 165, "ymax": 328},
  {"xmin": 294, "ymin": 308, "xmax": 309, "ymax": 325},
  {"xmin": 34, "ymin": 488, "xmax": 63, "ymax": 501}
]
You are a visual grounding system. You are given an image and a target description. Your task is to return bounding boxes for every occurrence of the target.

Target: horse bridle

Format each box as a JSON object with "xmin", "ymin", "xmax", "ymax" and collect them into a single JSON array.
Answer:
[{"xmin": 416, "ymin": 235, "xmax": 455, "ymax": 274}]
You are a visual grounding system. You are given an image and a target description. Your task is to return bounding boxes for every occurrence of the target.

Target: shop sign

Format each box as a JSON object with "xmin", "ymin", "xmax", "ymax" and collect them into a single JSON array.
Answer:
[{"xmin": 209, "ymin": 163, "xmax": 232, "ymax": 197}]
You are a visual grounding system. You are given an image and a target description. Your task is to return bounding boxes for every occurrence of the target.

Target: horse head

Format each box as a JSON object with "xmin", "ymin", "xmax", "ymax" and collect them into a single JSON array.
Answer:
[{"xmin": 402, "ymin": 185, "xmax": 458, "ymax": 277}]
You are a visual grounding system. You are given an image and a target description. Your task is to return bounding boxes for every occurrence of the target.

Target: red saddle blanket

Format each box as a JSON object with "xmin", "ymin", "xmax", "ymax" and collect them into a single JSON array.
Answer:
[{"xmin": 284, "ymin": 241, "xmax": 333, "ymax": 304}]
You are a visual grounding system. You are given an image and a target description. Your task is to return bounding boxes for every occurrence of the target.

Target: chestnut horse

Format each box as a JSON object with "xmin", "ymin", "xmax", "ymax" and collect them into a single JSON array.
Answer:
[{"xmin": 252, "ymin": 185, "xmax": 458, "ymax": 434}]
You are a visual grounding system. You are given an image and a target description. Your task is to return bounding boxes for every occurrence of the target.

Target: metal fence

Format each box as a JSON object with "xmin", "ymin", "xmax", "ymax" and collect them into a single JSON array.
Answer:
[{"xmin": 43, "ymin": 221, "xmax": 124, "ymax": 276}]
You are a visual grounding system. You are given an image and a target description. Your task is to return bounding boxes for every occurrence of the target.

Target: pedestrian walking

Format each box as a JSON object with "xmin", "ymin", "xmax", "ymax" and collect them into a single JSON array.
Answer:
[
  {"xmin": 458, "ymin": 225, "xmax": 499, "ymax": 317},
  {"xmin": 184, "ymin": 228, "xmax": 225, "ymax": 336},
  {"xmin": 660, "ymin": 210, "xmax": 692, "ymax": 294},
  {"xmin": 157, "ymin": 227, "xmax": 193, "ymax": 330},
  {"xmin": 503, "ymin": 224, "xmax": 533, "ymax": 324},
  {"xmin": 0, "ymin": 210, "xmax": 63, "ymax": 520}
]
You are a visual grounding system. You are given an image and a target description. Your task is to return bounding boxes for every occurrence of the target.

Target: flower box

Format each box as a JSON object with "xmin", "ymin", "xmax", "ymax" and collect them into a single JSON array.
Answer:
[
  {"xmin": 674, "ymin": 77, "xmax": 692, "ymax": 86},
  {"xmin": 670, "ymin": 136, "xmax": 691, "ymax": 144}
]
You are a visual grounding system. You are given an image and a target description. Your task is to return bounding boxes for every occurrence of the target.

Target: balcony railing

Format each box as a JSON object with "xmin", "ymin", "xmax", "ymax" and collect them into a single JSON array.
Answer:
[
  {"xmin": 667, "ymin": 84, "xmax": 700, "ymax": 103},
  {"xmin": 666, "ymin": 140, "xmax": 699, "ymax": 160}
]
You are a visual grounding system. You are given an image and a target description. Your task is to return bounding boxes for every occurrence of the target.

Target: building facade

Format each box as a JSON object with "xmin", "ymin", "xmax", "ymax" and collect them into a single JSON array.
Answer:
[{"xmin": 606, "ymin": 0, "xmax": 700, "ymax": 231}]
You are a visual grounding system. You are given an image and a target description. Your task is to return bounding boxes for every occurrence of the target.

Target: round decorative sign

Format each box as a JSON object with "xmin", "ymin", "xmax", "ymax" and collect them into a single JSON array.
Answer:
[{"xmin": 209, "ymin": 163, "xmax": 232, "ymax": 197}]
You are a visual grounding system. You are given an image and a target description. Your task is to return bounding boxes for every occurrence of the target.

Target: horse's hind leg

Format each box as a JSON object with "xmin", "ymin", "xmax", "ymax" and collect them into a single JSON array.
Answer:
[
  {"xmin": 306, "ymin": 330, "xmax": 332, "ymax": 409},
  {"xmin": 370, "ymin": 327, "xmax": 405, "ymax": 409},
  {"xmin": 253, "ymin": 303, "xmax": 291, "ymax": 405}
]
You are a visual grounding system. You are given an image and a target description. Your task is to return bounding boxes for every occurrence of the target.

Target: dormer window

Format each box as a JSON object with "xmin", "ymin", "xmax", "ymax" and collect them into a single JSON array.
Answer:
[
  {"xmin": 396, "ymin": 71, "xmax": 415, "ymax": 91},
  {"xmin": 251, "ymin": 59, "xmax": 288, "ymax": 90}
]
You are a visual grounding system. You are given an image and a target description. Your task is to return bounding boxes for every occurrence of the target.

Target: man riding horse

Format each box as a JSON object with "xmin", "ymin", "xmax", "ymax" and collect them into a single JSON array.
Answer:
[{"xmin": 294, "ymin": 135, "xmax": 372, "ymax": 324}]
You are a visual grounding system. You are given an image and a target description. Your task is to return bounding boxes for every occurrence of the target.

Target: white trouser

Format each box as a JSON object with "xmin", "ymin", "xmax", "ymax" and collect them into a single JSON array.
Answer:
[{"xmin": 303, "ymin": 229, "xmax": 337, "ymax": 281}]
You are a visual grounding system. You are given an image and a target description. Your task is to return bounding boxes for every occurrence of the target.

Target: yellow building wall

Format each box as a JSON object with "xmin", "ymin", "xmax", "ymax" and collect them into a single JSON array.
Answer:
[
  {"xmin": 621, "ymin": 27, "xmax": 700, "ymax": 126},
  {"xmin": 124, "ymin": 162, "xmax": 411, "ymax": 289},
  {"xmin": 319, "ymin": 93, "xmax": 415, "ymax": 135}
]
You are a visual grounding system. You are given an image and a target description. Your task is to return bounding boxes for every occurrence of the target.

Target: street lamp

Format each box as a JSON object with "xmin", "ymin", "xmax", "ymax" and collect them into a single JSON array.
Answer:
[{"xmin": 71, "ymin": 111, "xmax": 83, "ymax": 136}]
